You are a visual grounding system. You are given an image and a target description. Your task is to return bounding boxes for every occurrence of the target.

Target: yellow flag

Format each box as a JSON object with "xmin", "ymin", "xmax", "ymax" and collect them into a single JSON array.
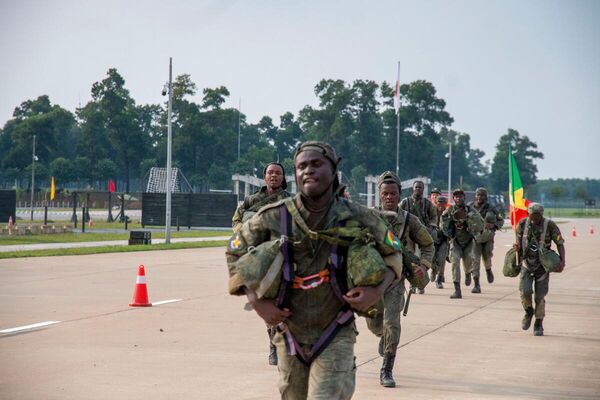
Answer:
[{"xmin": 50, "ymin": 176, "xmax": 56, "ymax": 200}]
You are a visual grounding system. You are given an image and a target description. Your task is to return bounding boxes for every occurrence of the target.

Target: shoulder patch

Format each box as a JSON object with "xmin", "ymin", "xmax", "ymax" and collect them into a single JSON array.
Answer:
[
  {"xmin": 227, "ymin": 232, "xmax": 245, "ymax": 252},
  {"xmin": 384, "ymin": 229, "xmax": 402, "ymax": 250}
]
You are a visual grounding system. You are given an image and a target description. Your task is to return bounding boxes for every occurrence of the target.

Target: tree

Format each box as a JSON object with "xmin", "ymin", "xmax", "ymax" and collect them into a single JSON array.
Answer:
[{"xmin": 489, "ymin": 129, "xmax": 543, "ymax": 193}]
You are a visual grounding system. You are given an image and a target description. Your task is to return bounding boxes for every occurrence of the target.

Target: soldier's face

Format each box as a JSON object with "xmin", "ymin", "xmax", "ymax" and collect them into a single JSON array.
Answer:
[
  {"xmin": 379, "ymin": 183, "xmax": 400, "ymax": 211},
  {"xmin": 264, "ymin": 164, "xmax": 284, "ymax": 190},
  {"xmin": 431, "ymin": 193, "xmax": 439, "ymax": 203},
  {"xmin": 475, "ymin": 191, "xmax": 487, "ymax": 205},
  {"xmin": 436, "ymin": 203, "xmax": 447, "ymax": 212},
  {"xmin": 413, "ymin": 182, "xmax": 424, "ymax": 197},
  {"xmin": 454, "ymin": 193, "xmax": 465, "ymax": 206},
  {"xmin": 530, "ymin": 213, "xmax": 543, "ymax": 225},
  {"xmin": 294, "ymin": 150, "xmax": 335, "ymax": 198}
]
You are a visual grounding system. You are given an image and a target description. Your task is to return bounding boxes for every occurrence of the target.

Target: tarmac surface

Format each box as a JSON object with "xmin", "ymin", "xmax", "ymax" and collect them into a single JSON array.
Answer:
[{"xmin": 0, "ymin": 218, "xmax": 599, "ymax": 399}]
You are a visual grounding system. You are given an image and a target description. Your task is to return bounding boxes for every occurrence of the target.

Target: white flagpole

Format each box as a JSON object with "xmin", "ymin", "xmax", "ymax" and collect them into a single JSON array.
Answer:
[{"xmin": 395, "ymin": 61, "xmax": 401, "ymax": 176}]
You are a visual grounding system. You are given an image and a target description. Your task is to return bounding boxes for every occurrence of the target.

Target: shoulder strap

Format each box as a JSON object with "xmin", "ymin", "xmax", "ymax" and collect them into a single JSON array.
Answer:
[
  {"xmin": 276, "ymin": 205, "xmax": 294, "ymax": 309},
  {"xmin": 399, "ymin": 210, "xmax": 410, "ymax": 241},
  {"xmin": 540, "ymin": 218, "xmax": 549, "ymax": 246},
  {"xmin": 521, "ymin": 219, "xmax": 529, "ymax": 252}
]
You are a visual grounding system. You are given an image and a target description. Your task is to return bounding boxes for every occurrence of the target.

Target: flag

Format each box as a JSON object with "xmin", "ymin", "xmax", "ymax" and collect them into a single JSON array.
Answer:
[
  {"xmin": 109, "ymin": 179, "xmax": 115, "ymax": 193},
  {"xmin": 508, "ymin": 146, "xmax": 530, "ymax": 229},
  {"xmin": 50, "ymin": 176, "xmax": 55, "ymax": 200},
  {"xmin": 393, "ymin": 63, "xmax": 400, "ymax": 114}
]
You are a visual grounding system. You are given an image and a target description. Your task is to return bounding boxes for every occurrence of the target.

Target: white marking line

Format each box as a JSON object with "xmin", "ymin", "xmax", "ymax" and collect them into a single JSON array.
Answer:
[
  {"xmin": 152, "ymin": 299, "xmax": 182, "ymax": 306},
  {"xmin": 0, "ymin": 321, "xmax": 61, "ymax": 334}
]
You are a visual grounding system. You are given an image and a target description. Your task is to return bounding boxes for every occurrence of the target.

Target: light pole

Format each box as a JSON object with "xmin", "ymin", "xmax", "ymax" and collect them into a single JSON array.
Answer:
[
  {"xmin": 237, "ymin": 97, "xmax": 241, "ymax": 160},
  {"xmin": 164, "ymin": 58, "xmax": 173, "ymax": 244},
  {"xmin": 30, "ymin": 134, "xmax": 36, "ymax": 221}
]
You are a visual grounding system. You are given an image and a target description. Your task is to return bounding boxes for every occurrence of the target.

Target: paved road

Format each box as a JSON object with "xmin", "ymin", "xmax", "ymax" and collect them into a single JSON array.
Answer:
[{"xmin": 0, "ymin": 218, "xmax": 598, "ymax": 399}]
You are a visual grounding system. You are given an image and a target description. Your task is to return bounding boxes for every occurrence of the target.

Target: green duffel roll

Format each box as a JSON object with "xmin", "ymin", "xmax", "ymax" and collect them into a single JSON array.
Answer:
[
  {"xmin": 540, "ymin": 247, "xmax": 562, "ymax": 272},
  {"xmin": 475, "ymin": 228, "xmax": 495, "ymax": 244},
  {"xmin": 503, "ymin": 247, "xmax": 521, "ymax": 277},
  {"xmin": 229, "ymin": 238, "xmax": 284, "ymax": 298},
  {"xmin": 241, "ymin": 210, "xmax": 257, "ymax": 223},
  {"xmin": 347, "ymin": 241, "xmax": 388, "ymax": 288}
]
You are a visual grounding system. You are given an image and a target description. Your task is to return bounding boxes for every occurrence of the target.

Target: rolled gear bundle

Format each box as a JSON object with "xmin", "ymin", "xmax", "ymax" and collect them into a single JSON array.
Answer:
[
  {"xmin": 228, "ymin": 238, "xmax": 285, "ymax": 298},
  {"xmin": 539, "ymin": 247, "xmax": 562, "ymax": 272},
  {"xmin": 503, "ymin": 247, "xmax": 521, "ymax": 277},
  {"xmin": 466, "ymin": 208, "xmax": 484, "ymax": 236}
]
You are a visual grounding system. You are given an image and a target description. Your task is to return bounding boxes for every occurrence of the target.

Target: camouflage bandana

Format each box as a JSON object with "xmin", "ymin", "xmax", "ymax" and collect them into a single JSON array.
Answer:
[
  {"xmin": 377, "ymin": 170, "xmax": 402, "ymax": 191},
  {"xmin": 293, "ymin": 141, "xmax": 340, "ymax": 168}
]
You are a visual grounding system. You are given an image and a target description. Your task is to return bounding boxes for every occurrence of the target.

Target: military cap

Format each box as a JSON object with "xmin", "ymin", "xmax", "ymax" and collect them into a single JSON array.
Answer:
[
  {"xmin": 431, "ymin": 187, "xmax": 442, "ymax": 195},
  {"xmin": 452, "ymin": 188, "xmax": 465, "ymax": 196},
  {"xmin": 293, "ymin": 141, "xmax": 340, "ymax": 167},
  {"xmin": 377, "ymin": 170, "xmax": 402, "ymax": 189},
  {"xmin": 528, "ymin": 202, "xmax": 544, "ymax": 215},
  {"xmin": 262, "ymin": 162, "xmax": 287, "ymax": 190},
  {"xmin": 437, "ymin": 195, "xmax": 448, "ymax": 204},
  {"xmin": 475, "ymin": 187, "xmax": 488, "ymax": 195}
]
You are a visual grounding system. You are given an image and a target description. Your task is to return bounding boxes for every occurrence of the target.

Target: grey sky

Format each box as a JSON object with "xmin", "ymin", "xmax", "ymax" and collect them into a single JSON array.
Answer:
[{"xmin": 1, "ymin": 0, "xmax": 599, "ymax": 179}]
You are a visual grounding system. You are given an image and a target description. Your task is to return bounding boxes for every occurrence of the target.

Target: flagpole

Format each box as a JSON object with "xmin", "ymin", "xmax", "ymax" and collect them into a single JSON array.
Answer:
[
  {"xmin": 395, "ymin": 61, "xmax": 400, "ymax": 176},
  {"xmin": 165, "ymin": 57, "xmax": 173, "ymax": 244}
]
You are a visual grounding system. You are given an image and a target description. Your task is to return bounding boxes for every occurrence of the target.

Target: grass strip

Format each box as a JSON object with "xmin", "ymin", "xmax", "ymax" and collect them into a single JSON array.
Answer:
[{"xmin": 0, "ymin": 240, "xmax": 227, "ymax": 259}]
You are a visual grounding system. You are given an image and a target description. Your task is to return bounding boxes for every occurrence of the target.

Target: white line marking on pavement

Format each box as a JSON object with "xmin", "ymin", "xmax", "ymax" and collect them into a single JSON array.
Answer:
[
  {"xmin": 0, "ymin": 321, "xmax": 61, "ymax": 334},
  {"xmin": 152, "ymin": 299, "xmax": 182, "ymax": 306}
]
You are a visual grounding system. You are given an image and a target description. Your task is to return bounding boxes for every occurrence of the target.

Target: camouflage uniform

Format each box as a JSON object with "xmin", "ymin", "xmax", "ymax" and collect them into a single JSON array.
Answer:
[
  {"xmin": 441, "ymin": 199, "xmax": 484, "ymax": 297},
  {"xmin": 399, "ymin": 194, "xmax": 438, "ymax": 243},
  {"xmin": 432, "ymin": 196, "xmax": 450, "ymax": 285},
  {"xmin": 468, "ymin": 189, "xmax": 504, "ymax": 283},
  {"xmin": 231, "ymin": 186, "xmax": 291, "ymax": 232},
  {"xmin": 366, "ymin": 208, "xmax": 433, "ymax": 355},
  {"xmin": 226, "ymin": 169, "xmax": 400, "ymax": 398},
  {"xmin": 516, "ymin": 212, "xmax": 564, "ymax": 322}
]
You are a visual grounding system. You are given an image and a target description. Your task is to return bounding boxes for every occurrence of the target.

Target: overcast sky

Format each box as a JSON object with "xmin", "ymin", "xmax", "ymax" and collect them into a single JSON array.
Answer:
[{"xmin": 1, "ymin": 0, "xmax": 599, "ymax": 179}]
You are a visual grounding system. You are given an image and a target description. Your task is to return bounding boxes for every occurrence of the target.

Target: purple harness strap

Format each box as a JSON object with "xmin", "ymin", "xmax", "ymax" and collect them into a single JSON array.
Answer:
[{"xmin": 276, "ymin": 205, "xmax": 354, "ymax": 366}]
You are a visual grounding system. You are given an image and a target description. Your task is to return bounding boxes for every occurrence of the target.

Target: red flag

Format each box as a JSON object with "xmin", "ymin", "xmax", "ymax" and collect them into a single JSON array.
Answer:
[{"xmin": 109, "ymin": 179, "xmax": 116, "ymax": 193}]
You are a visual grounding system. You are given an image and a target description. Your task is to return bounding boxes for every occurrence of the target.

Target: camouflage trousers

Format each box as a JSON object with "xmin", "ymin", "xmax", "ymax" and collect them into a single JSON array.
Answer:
[
  {"xmin": 450, "ymin": 240, "xmax": 474, "ymax": 283},
  {"xmin": 273, "ymin": 323, "xmax": 357, "ymax": 400},
  {"xmin": 432, "ymin": 240, "xmax": 449, "ymax": 278},
  {"xmin": 365, "ymin": 281, "xmax": 405, "ymax": 355},
  {"xmin": 519, "ymin": 265, "xmax": 550, "ymax": 319},
  {"xmin": 472, "ymin": 238, "xmax": 494, "ymax": 278}
]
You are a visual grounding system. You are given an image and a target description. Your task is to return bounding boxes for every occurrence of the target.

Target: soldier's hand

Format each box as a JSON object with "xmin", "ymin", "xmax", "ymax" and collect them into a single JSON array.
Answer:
[
  {"xmin": 513, "ymin": 243, "xmax": 519, "ymax": 252},
  {"xmin": 557, "ymin": 260, "xmax": 566, "ymax": 273},
  {"xmin": 343, "ymin": 287, "xmax": 381, "ymax": 312},
  {"xmin": 251, "ymin": 298, "xmax": 292, "ymax": 325}
]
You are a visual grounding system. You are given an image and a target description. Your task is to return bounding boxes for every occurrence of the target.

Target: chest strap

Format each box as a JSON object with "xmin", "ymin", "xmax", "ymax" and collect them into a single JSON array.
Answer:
[{"xmin": 276, "ymin": 203, "xmax": 354, "ymax": 366}]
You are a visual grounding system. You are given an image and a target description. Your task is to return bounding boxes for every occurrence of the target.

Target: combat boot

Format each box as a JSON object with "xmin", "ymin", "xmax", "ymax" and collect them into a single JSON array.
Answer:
[
  {"xmin": 380, "ymin": 353, "xmax": 396, "ymax": 388},
  {"xmin": 521, "ymin": 307, "xmax": 534, "ymax": 330},
  {"xmin": 418, "ymin": 288, "xmax": 425, "ymax": 294},
  {"xmin": 533, "ymin": 319, "xmax": 544, "ymax": 336},
  {"xmin": 465, "ymin": 273, "xmax": 472, "ymax": 287},
  {"xmin": 471, "ymin": 277, "xmax": 481, "ymax": 293},
  {"xmin": 450, "ymin": 282, "xmax": 462, "ymax": 299},
  {"xmin": 486, "ymin": 268, "xmax": 494, "ymax": 283},
  {"xmin": 436, "ymin": 275, "xmax": 443, "ymax": 289}
]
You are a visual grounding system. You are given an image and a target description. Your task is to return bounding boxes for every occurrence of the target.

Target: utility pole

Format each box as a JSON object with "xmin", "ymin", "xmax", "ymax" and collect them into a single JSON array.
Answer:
[
  {"xmin": 165, "ymin": 57, "xmax": 173, "ymax": 244},
  {"xmin": 30, "ymin": 134, "xmax": 36, "ymax": 221}
]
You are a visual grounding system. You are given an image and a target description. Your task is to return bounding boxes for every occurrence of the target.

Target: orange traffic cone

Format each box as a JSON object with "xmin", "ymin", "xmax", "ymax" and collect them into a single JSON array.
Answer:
[
  {"xmin": 590, "ymin": 226, "xmax": 595, "ymax": 235},
  {"xmin": 7, "ymin": 216, "xmax": 14, "ymax": 235},
  {"xmin": 571, "ymin": 227, "xmax": 577, "ymax": 237},
  {"xmin": 88, "ymin": 216, "xmax": 94, "ymax": 229},
  {"xmin": 129, "ymin": 265, "xmax": 152, "ymax": 307}
]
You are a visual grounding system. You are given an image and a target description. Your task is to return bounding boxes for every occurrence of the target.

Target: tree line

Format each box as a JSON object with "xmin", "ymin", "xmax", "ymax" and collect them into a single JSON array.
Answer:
[{"xmin": 1, "ymin": 67, "xmax": 558, "ymax": 199}]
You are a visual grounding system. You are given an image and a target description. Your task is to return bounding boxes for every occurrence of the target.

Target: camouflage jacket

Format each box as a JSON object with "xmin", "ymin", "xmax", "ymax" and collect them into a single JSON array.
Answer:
[
  {"xmin": 378, "ymin": 208, "xmax": 434, "ymax": 269},
  {"xmin": 399, "ymin": 196, "xmax": 437, "ymax": 230},
  {"xmin": 516, "ymin": 217, "xmax": 564, "ymax": 269},
  {"xmin": 226, "ymin": 193, "xmax": 400, "ymax": 345},
  {"xmin": 231, "ymin": 186, "xmax": 291, "ymax": 231},
  {"xmin": 441, "ymin": 204, "xmax": 484, "ymax": 248},
  {"xmin": 467, "ymin": 201, "xmax": 505, "ymax": 231}
]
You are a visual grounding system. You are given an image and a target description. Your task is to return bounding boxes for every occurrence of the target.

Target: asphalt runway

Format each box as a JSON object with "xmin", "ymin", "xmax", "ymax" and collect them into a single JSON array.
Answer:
[{"xmin": 1, "ymin": 218, "xmax": 599, "ymax": 399}]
